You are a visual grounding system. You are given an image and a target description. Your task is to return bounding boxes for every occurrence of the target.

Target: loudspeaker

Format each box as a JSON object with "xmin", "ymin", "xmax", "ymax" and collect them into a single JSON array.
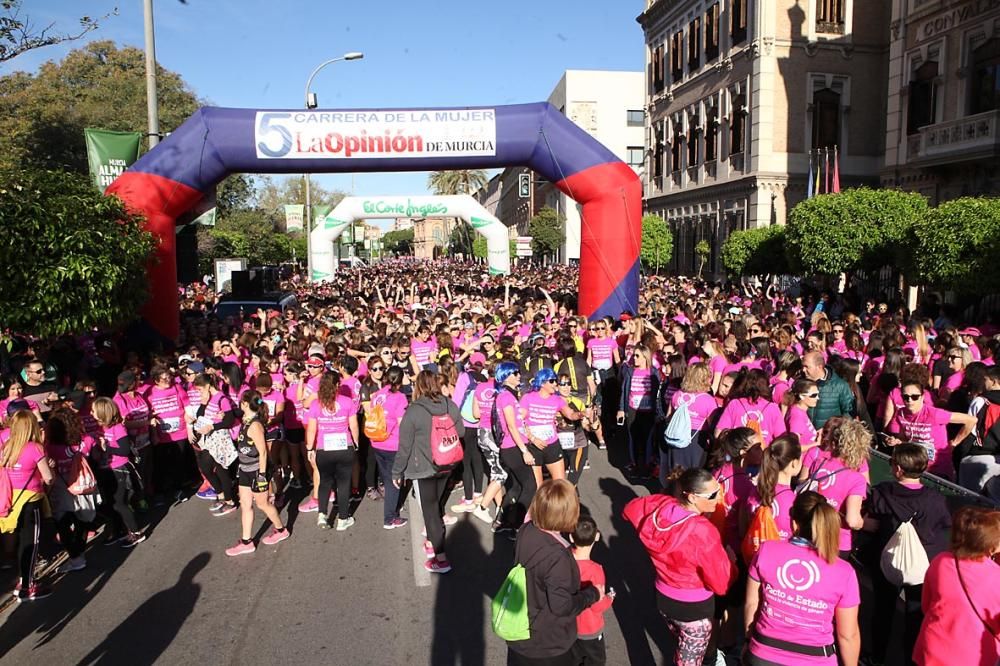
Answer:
[{"xmin": 230, "ymin": 270, "xmax": 263, "ymax": 298}]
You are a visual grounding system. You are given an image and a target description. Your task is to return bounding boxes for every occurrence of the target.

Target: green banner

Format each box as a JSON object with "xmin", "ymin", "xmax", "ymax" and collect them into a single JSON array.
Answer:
[
  {"xmin": 84, "ymin": 128, "xmax": 142, "ymax": 190},
  {"xmin": 312, "ymin": 204, "xmax": 332, "ymax": 232}
]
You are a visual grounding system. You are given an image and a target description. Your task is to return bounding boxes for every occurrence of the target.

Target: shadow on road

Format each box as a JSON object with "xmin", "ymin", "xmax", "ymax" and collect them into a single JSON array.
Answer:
[
  {"xmin": 431, "ymin": 518, "xmax": 512, "ymax": 665},
  {"xmin": 598, "ymin": 477, "xmax": 672, "ymax": 666},
  {"xmin": 75, "ymin": 551, "xmax": 210, "ymax": 665}
]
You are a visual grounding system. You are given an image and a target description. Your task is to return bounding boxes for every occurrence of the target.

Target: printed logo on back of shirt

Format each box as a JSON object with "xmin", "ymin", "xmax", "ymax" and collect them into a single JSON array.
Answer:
[{"xmin": 777, "ymin": 558, "xmax": 821, "ymax": 592}]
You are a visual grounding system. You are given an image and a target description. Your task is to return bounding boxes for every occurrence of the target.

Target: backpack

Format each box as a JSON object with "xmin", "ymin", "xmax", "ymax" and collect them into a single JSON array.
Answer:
[
  {"xmin": 491, "ymin": 386, "xmax": 514, "ymax": 448},
  {"xmin": 66, "ymin": 449, "xmax": 97, "ymax": 495},
  {"xmin": 663, "ymin": 398, "xmax": 693, "ymax": 448},
  {"xmin": 421, "ymin": 404, "xmax": 463, "ymax": 469},
  {"xmin": 879, "ymin": 503, "xmax": 930, "ymax": 587},
  {"xmin": 976, "ymin": 398, "xmax": 1000, "ymax": 453},
  {"xmin": 741, "ymin": 504, "xmax": 781, "ymax": 564},
  {"xmin": 491, "ymin": 564, "xmax": 531, "ymax": 641},
  {"xmin": 459, "ymin": 376, "xmax": 479, "ymax": 423},
  {"xmin": 363, "ymin": 401, "xmax": 390, "ymax": 442}
]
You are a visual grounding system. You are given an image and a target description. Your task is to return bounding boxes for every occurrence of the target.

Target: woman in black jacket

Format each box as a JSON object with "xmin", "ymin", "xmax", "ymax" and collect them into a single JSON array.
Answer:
[{"xmin": 508, "ymin": 478, "xmax": 603, "ymax": 665}]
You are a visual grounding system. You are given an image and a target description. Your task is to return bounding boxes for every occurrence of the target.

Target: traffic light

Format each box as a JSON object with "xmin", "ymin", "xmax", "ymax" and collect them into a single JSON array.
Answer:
[{"xmin": 518, "ymin": 172, "xmax": 530, "ymax": 198}]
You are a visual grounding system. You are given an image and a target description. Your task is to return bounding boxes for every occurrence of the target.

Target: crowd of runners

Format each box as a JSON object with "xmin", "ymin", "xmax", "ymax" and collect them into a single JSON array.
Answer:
[{"xmin": 2, "ymin": 257, "xmax": 999, "ymax": 665}]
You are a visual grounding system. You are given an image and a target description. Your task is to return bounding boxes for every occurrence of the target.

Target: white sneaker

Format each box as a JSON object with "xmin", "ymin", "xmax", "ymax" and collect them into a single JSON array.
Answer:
[
  {"xmin": 317, "ymin": 512, "xmax": 330, "ymax": 529},
  {"xmin": 472, "ymin": 505, "xmax": 493, "ymax": 524},
  {"xmin": 450, "ymin": 499, "xmax": 475, "ymax": 513},
  {"xmin": 442, "ymin": 514, "xmax": 458, "ymax": 526},
  {"xmin": 58, "ymin": 555, "xmax": 87, "ymax": 573},
  {"xmin": 335, "ymin": 517, "xmax": 355, "ymax": 531}
]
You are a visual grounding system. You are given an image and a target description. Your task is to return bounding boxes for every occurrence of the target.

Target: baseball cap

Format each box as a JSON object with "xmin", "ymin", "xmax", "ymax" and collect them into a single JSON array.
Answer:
[
  {"xmin": 469, "ymin": 352, "xmax": 487, "ymax": 366},
  {"xmin": 186, "ymin": 361, "xmax": 205, "ymax": 373},
  {"xmin": 6, "ymin": 399, "xmax": 31, "ymax": 416},
  {"xmin": 178, "ymin": 354, "xmax": 194, "ymax": 365},
  {"xmin": 305, "ymin": 356, "xmax": 325, "ymax": 369},
  {"xmin": 959, "ymin": 327, "xmax": 982, "ymax": 337}
]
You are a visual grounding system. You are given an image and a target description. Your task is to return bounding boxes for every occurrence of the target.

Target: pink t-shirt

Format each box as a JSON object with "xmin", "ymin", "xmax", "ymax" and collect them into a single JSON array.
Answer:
[
  {"xmin": 5, "ymin": 441, "xmax": 45, "ymax": 492},
  {"xmin": 495, "ymin": 388, "xmax": 525, "ymax": 449},
  {"xmin": 803, "ymin": 456, "xmax": 868, "ymax": 551},
  {"xmin": 100, "ymin": 423, "xmax": 131, "ymax": 470},
  {"xmin": 587, "ymin": 338, "xmax": 617, "ymax": 370},
  {"xmin": 410, "ymin": 338, "xmax": 438, "ymax": 368},
  {"xmin": 283, "ymin": 382, "xmax": 304, "ymax": 430},
  {"xmin": 340, "ymin": 375, "xmax": 362, "ymax": 413},
  {"xmin": 887, "ymin": 403, "xmax": 954, "ymax": 477},
  {"xmin": 708, "ymin": 354, "xmax": 727, "ymax": 377},
  {"xmin": 145, "ymin": 384, "xmax": 188, "ymax": 443},
  {"xmin": 749, "ymin": 539, "xmax": 860, "ymax": 665},
  {"xmin": 260, "ymin": 388, "xmax": 284, "ymax": 432},
  {"xmin": 770, "ymin": 378, "xmax": 791, "ymax": 405},
  {"xmin": 113, "ymin": 391, "xmax": 151, "ymax": 449},
  {"xmin": 307, "ymin": 396, "xmax": 355, "ymax": 451},
  {"xmin": 714, "ymin": 462, "xmax": 754, "ymax": 549},
  {"xmin": 628, "ymin": 368, "xmax": 655, "ymax": 411},
  {"xmin": 474, "ymin": 380, "xmax": 498, "ymax": 430},
  {"xmin": 369, "ymin": 386, "xmax": 408, "ymax": 452},
  {"xmin": 47, "ymin": 437, "xmax": 95, "ymax": 478},
  {"xmin": 519, "ymin": 391, "xmax": 566, "ymax": 445},
  {"xmin": 670, "ymin": 391, "xmax": 717, "ymax": 432},
  {"xmin": 746, "ymin": 484, "xmax": 796, "ymax": 540},
  {"xmin": 715, "ymin": 398, "xmax": 787, "ymax": 445},
  {"xmin": 785, "ymin": 406, "xmax": 818, "ymax": 448}
]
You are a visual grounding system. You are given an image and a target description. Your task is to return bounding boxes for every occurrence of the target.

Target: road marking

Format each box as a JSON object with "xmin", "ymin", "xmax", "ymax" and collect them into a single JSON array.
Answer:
[{"xmin": 408, "ymin": 487, "xmax": 431, "ymax": 587}]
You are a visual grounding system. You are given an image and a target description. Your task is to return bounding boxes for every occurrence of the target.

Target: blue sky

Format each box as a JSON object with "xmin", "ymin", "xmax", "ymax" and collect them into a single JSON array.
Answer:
[{"xmin": 8, "ymin": 0, "xmax": 644, "ymax": 220}]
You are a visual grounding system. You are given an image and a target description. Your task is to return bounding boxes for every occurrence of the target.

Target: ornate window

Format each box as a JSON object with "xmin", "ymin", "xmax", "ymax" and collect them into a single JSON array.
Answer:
[
  {"xmin": 730, "ymin": 93, "xmax": 747, "ymax": 155},
  {"xmin": 731, "ymin": 0, "xmax": 747, "ymax": 46},
  {"xmin": 816, "ymin": 0, "xmax": 845, "ymax": 34},
  {"xmin": 705, "ymin": 4, "xmax": 720, "ymax": 61},
  {"xmin": 705, "ymin": 106, "xmax": 719, "ymax": 161},
  {"xmin": 811, "ymin": 87, "xmax": 841, "ymax": 149},
  {"xmin": 689, "ymin": 17, "xmax": 701, "ymax": 73},
  {"xmin": 907, "ymin": 60, "xmax": 938, "ymax": 134},
  {"xmin": 970, "ymin": 38, "xmax": 1000, "ymax": 115}
]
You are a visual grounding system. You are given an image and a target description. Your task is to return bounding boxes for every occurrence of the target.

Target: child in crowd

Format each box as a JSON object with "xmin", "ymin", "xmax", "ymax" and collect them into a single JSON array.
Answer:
[{"xmin": 572, "ymin": 515, "xmax": 614, "ymax": 665}]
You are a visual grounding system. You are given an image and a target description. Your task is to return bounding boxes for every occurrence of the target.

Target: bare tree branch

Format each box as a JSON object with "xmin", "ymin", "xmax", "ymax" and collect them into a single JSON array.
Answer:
[{"xmin": 0, "ymin": 1, "xmax": 118, "ymax": 64}]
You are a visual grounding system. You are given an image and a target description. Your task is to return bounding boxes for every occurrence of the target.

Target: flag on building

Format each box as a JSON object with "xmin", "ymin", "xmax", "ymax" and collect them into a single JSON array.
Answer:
[
  {"xmin": 824, "ymin": 148, "xmax": 831, "ymax": 194},
  {"xmin": 813, "ymin": 150, "xmax": 821, "ymax": 195},
  {"xmin": 806, "ymin": 149, "xmax": 815, "ymax": 199},
  {"xmin": 832, "ymin": 147, "xmax": 841, "ymax": 193}
]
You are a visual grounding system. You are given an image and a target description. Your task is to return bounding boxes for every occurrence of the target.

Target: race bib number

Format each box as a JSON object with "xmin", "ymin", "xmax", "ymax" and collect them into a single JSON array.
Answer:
[
  {"xmin": 528, "ymin": 425, "xmax": 555, "ymax": 442},
  {"xmin": 558, "ymin": 432, "xmax": 577, "ymax": 450},
  {"xmin": 184, "ymin": 405, "xmax": 199, "ymax": 418},
  {"xmin": 322, "ymin": 432, "xmax": 349, "ymax": 451},
  {"xmin": 159, "ymin": 417, "xmax": 181, "ymax": 434},
  {"xmin": 921, "ymin": 441, "xmax": 936, "ymax": 463}
]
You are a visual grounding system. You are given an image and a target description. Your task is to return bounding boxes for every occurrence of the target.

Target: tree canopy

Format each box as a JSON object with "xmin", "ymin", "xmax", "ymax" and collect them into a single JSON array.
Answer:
[
  {"xmin": 382, "ymin": 228, "xmax": 414, "ymax": 255},
  {"xmin": 0, "ymin": 169, "xmax": 156, "ymax": 337},
  {"xmin": 427, "ymin": 170, "xmax": 488, "ymax": 195},
  {"xmin": 639, "ymin": 214, "xmax": 673, "ymax": 273},
  {"xmin": 0, "ymin": 1, "xmax": 113, "ymax": 64},
  {"xmin": 910, "ymin": 197, "xmax": 1000, "ymax": 293},
  {"xmin": 785, "ymin": 188, "xmax": 928, "ymax": 276},
  {"xmin": 721, "ymin": 225, "xmax": 788, "ymax": 277},
  {"xmin": 528, "ymin": 207, "xmax": 564, "ymax": 260}
]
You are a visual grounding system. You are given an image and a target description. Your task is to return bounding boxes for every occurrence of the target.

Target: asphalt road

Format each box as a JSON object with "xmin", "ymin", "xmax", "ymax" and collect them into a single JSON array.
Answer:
[{"xmin": 0, "ymin": 443, "xmax": 677, "ymax": 666}]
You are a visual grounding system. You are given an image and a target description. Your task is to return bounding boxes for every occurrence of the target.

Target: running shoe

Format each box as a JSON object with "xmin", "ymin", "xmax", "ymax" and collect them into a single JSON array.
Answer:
[
  {"xmin": 583, "ymin": 460, "xmax": 591, "ymax": 470},
  {"xmin": 175, "ymin": 490, "xmax": 190, "ymax": 503},
  {"xmin": 225, "ymin": 540, "xmax": 256, "ymax": 557},
  {"xmin": 365, "ymin": 487, "xmax": 383, "ymax": 501},
  {"xmin": 383, "ymin": 517, "xmax": 408, "ymax": 530},
  {"xmin": 208, "ymin": 501, "xmax": 224, "ymax": 512},
  {"xmin": 423, "ymin": 540, "xmax": 436, "ymax": 559},
  {"xmin": 261, "ymin": 527, "xmax": 290, "ymax": 545},
  {"xmin": 350, "ymin": 488, "xmax": 363, "ymax": 502},
  {"xmin": 15, "ymin": 584, "xmax": 52, "ymax": 601},
  {"xmin": 596, "ymin": 441, "xmax": 607, "ymax": 450},
  {"xmin": 104, "ymin": 532, "xmax": 127, "ymax": 546},
  {"xmin": 120, "ymin": 532, "xmax": 147, "ymax": 548},
  {"xmin": 442, "ymin": 514, "xmax": 458, "ymax": 526},
  {"xmin": 450, "ymin": 499, "xmax": 475, "ymax": 513},
  {"xmin": 212, "ymin": 503, "xmax": 238, "ymax": 517},
  {"xmin": 57, "ymin": 556, "xmax": 87, "ymax": 573},
  {"xmin": 298, "ymin": 496, "xmax": 320, "ymax": 513},
  {"xmin": 317, "ymin": 513, "xmax": 330, "ymax": 529},
  {"xmin": 472, "ymin": 505, "xmax": 493, "ymax": 524},
  {"xmin": 196, "ymin": 488, "xmax": 218, "ymax": 501},
  {"xmin": 424, "ymin": 559, "xmax": 452, "ymax": 574},
  {"xmin": 335, "ymin": 517, "xmax": 355, "ymax": 531},
  {"xmin": 288, "ymin": 478, "xmax": 303, "ymax": 490}
]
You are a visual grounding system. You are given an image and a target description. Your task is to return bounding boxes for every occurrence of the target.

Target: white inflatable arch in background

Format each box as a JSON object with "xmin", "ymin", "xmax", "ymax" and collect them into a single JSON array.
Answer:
[{"xmin": 309, "ymin": 194, "xmax": 511, "ymax": 279}]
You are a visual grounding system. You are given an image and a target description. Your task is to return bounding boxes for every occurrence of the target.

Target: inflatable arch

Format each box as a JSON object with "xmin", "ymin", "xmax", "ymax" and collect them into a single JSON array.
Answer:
[
  {"xmin": 107, "ymin": 103, "xmax": 641, "ymax": 339},
  {"xmin": 311, "ymin": 194, "xmax": 510, "ymax": 278}
]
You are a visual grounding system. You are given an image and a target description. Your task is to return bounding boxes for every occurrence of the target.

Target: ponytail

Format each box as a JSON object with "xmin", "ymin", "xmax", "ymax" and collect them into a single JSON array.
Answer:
[
  {"xmin": 241, "ymin": 389, "xmax": 268, "ymax": 419},
  {"xmin": 791, "ymin": 491, "xmax": 840, "ymax": 564},
  {"xmin": 757, "ymin": 434, "xmax": 801, "ymax": 507}
]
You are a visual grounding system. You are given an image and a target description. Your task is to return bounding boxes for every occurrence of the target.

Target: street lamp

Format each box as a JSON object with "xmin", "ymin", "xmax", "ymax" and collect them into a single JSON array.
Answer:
[{"xmin": 303, "ymin": 52, "xmax": 364, "ymax": 281}]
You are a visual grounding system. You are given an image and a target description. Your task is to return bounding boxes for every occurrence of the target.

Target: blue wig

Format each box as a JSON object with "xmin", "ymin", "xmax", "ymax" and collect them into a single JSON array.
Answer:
[
  {"xmin": 494, "ymin": 361, "xmax": 520, "ymax": 386},
  {"xmin": 530, "ymin": 367, "xmax": 557, "ymax": 392}
]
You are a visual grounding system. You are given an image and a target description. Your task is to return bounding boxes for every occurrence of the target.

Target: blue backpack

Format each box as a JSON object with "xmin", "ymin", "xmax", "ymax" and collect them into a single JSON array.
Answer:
[{"xmin": 663, "ymin": 399, "xmax": 693, "ymax": 448}]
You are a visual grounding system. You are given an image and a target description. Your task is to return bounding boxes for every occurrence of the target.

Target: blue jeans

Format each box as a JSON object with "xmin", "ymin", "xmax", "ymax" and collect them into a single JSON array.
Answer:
[{"xmin": 373, "ymin": 449, "xmax": 401, "ymax": 524}]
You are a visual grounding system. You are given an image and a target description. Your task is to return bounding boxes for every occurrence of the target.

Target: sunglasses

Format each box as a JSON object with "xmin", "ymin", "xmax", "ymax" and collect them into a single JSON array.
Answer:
[
  {"xmin": 833, "ymin": 328, "xmax": 845, "ymax": 333},
  {"xmin": 750, "ymin": 329, "xmax": 762, "ymax": 334},
  {"xmin": 803, "ymin": 392, "xmax": 820, "ymax": 399},
  {"xmin": 380, "ymin": 350, "xmax": 392, "ymax": 356},
  {"xmin": 558, "ymin": 381, "xmax": 572, "ymax": 387},
  {"xmin": 545, "ymin": 378, "xmax": 557, "ymax": 384},
  {"xmin": 693, "ymin": 488, "xmax": 720, "ymax": 501},
  {"xmin": 370, "ymin": 366, "xmax": 385, "ymax": 372},
  {"xmin": 512, "ymin": 370, "xmax": 521, "ymax": 375},
  {"xmin": 948, "ymin": 355, "xmax": 963, "ymax": 361},
  {"xmin": 596, "ymin": 326, "xmax": 606, "ymax": 331},
  {"xmin": 902, "ymin": 393, "xmax": 923, "ymax": 401}
]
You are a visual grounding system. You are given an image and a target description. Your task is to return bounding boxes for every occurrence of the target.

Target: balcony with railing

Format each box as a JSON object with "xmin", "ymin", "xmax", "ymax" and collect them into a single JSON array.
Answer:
[{"xmin": 907, "ymin": 109, "xmax": 1000, "ymax": 165}]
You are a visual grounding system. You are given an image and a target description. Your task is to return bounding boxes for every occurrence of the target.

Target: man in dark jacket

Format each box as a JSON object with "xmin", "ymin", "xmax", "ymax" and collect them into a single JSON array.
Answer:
[{"xmin": 803, "ymin": 351, "xmax": 855, "ymax": 429}]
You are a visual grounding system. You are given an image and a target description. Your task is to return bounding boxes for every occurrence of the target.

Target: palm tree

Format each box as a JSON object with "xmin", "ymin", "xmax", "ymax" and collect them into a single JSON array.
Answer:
[
  {"xmin": 427, "ymin": 170, "xmax": 488, "ymax": 195},
  {"xmin": 427, "ymin": 170, "xmax": 488, "ymax": 260}
]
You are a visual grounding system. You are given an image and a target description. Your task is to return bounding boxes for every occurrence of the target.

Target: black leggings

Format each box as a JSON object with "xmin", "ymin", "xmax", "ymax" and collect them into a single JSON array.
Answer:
[
  {"xmin": 315, "ymin": 449, "xmax": 355, "ymax": 520},
  {"xmin": 500, "ymin": 447, "xmax": 536, "ymax": 526},
  {"xmin": 461, "ymin": 427, "xmax": 485, "ymax": 499},
  {"xmin": 109, "ymin": 468, "xmax": 140, "ymax": 534},
  {"xmin": 15, "ymin": 499, "xmax": 43, "ymax": 589},
  {"xmin": 416, "ymin": 473, "xmax": 451, "ymax": 555},
  {"xmin": 562, "ymin": 446, "xmax": 588, "ymax": 486},
  {"xmin": 152, "ymin": 441, "xmax": 187, "ymax": 495},
  {"xmin": 196, "ymin": 449, "xmax": 235, "ymax": 503},
  {"xmin": 55, "ymin": 512, "xmax": 90, "ymax": 559}
]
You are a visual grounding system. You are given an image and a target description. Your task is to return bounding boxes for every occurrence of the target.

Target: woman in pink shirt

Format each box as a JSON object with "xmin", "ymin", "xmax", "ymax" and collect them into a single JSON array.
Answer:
[
  {"xmin": 92, "ymin": 398, "xmax": 147, "ymax": 549},
  {"xmin": 521, "ymin": 368, "xmax": 581, "ymax": 488},
  {"xmin": 714, "ymin": 369, "xmax": 786, "ymax": 447},
  {"xmin": 145, "ymin": 365, "xmax": 189, "ymax": 501},
  {"xmin": 785, "ymin": 379, "xmax": 820, "ymax": 451},
  {"xmin": 744, "ymin": 491, "xmax": 861, "ymax": 665},
  {"xmin": 937, "ymin": 346, "xmax": 971, "ymax": 405},
  {"xmin": 0, "ymin": 411, "xmax": 54, "ymax": 601},
  {"xmin": 914, "ymin": 506, "xmax": 1000, "ymax": 666},
  {"xmin": 661, "ymin": 362, "xmax": 717, "ymax": 480},
  {"xmin": 113, "ymin": 370, "xmax": 153, "ymax": 504},
  {"xmin": 886, "ymin": 380, "xmax": 976, "ymax": 479},
  {"xmin": 747, "ymin": 434, "xmax": 802, "ymax": 541},
  {"xmin": 369, "ymin": 367, "xmax": 410, "ymax": 529},
  {"xmin": 305, "ymin": 372, "xmax": 359, "ymax": 531}
]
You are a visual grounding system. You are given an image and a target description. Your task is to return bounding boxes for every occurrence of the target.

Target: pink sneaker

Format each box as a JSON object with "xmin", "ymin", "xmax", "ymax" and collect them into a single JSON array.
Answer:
[
  {"xmin": 225, "ymin": 540, "xmax": 256, "ymax": 557},
  {"xmin": 261, "ymin": 528, "xmax": 290, "ymax": 546},
  {"xmin": 298, "ymin": 496, "xmax": 319, "ymax": 513},
  {"xmin": 424, "ymin": 540, "xmax": 436, "ymax": 559},
  {"xmin": 424, "ymin": 558, "xmax": 452, "ymax": 574}
]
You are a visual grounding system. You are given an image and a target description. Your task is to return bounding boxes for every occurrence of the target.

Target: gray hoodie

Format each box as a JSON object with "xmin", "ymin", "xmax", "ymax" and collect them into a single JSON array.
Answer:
[{"xmin": 392, "ymin": 396, "xmax": 465, "ymax": 480}]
